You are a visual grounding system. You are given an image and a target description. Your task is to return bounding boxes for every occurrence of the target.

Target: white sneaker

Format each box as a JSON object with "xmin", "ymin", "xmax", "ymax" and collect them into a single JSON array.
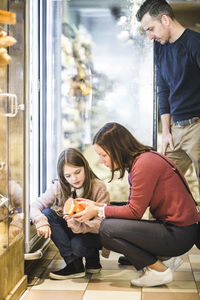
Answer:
[
  {"xmin": 131, "ymin": 267, "xmax": 173, "ymax": 287},
  {"xmin": 163, "ymin": 257, "xmax": 183, "ymax": 272}
]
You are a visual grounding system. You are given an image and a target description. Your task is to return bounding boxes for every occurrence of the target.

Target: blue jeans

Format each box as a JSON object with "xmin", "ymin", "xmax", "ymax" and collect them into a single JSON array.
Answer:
[{"xmin": 42, "ymin": 208, "xmax": 101, "ymax": 264}]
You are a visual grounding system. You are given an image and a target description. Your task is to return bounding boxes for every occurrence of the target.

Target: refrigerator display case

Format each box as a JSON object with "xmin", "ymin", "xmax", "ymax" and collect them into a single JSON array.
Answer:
[
  {"xmin": 61, "ymin": 0, "xmax": 155, "ymax": 148},
  {"xmin": 0, "ymin": 2, "xmax": 26, "ymax": 299},
  {"xmin": 23, "ymin": 0, "xmax": 155, "ymax": 259},
  {"xmin": 60, "ymin": 0, "xmax": 155, "ymax": 202}
]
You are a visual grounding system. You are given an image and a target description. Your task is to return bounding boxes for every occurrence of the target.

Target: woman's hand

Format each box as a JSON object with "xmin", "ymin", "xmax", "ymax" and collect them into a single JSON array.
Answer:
[
  {"xmin": 72, "ymin": 205, "xmax": 98, "ymax": 222},
  {"xmin": 37, "ymin": 225, "xmax": 51, "ymax": 238},
  {"xmin": 76, "ymin": 198, "xmax": 95, "ymax": 207},
  {"xmin": 76, "ymin": 198, "xmax": 105, "ymax": 207}
]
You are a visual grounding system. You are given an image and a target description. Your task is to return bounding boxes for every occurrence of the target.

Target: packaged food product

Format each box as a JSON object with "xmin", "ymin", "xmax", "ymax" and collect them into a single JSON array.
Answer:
[{"xmin": 63, "ymin": 198, "xmax": 85, "ymax": 215}]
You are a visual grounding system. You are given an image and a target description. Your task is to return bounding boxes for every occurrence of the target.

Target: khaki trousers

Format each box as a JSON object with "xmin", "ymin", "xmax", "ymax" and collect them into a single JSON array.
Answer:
[{"xmin": 166, "ymin": 119, "xmax": 200, "ymax": 200}]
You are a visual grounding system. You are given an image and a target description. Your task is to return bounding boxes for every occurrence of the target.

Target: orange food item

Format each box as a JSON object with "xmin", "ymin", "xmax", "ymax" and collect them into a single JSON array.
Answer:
[{"xmin": 63, "ymin": 198, "xmax": 86, "ymax": 215}]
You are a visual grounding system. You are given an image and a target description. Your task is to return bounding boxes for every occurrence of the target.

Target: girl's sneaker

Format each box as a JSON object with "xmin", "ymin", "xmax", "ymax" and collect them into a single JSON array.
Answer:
[
  {"xmin": 85, "ymin": 257, "xmax": 102, "ymax": 274},
  {"xmin": 49, "ymin": 258, "xmax": 85, "ymax": 280}
]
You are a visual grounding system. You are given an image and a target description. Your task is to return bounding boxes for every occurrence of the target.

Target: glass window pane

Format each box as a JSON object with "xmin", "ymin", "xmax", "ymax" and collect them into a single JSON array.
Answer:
[
  {"xmin": 59, "ymin": 1, "xmax": 154, "ymax": 202},
  {"xmin": 61, "ymin": 3, "xmax": 154, "ymax": 151}
]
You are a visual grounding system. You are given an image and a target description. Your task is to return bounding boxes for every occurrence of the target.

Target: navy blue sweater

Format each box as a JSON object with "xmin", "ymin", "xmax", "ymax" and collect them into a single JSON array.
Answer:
[{"xmin": 154, "ymin": 29, "xmax": 200, "ymax": 122}]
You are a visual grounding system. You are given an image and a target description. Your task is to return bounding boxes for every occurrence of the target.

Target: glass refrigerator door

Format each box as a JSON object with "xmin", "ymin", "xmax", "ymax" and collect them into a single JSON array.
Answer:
[
  {"xmin": 60, "ymin": 1, "xmax": 155, "ymax": 201},
  {"xmin": 24, "ymin": 0, "xmax": 62, "ymax": 255},
  {"xmin": 61, "ymin": 1, "xmax": 155, "ymax": 151}
]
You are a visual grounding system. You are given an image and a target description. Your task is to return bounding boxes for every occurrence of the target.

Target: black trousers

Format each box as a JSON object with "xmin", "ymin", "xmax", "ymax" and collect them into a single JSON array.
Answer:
[
  {"xmin": 99, "ymin": 218, "xmax": 198, "ymax": 270},
  {"xmin": 42, "ymin": 208, "xmax": 101, "ymax": 264}
]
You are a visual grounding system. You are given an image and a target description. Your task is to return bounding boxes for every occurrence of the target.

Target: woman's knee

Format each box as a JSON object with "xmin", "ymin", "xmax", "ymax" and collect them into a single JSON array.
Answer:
[{"xmin": 99, "ymin": 219, "xmax": 116, "ymax": 239}]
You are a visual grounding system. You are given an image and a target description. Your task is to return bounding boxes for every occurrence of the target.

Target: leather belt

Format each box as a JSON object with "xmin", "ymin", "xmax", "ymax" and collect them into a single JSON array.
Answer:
[{"xmin": 174, "ymin": 117, "xmax": 200, "ymax": 127}]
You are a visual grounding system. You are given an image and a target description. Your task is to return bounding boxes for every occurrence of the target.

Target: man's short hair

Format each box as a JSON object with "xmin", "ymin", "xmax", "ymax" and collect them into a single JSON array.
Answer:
[{"xmin": 136, "ymin": 0, "xmax": 175, "ymax": 22}]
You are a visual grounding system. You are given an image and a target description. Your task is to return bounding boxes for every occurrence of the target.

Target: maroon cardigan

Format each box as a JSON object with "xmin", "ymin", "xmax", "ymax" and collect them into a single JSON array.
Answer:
[{"xmin": 105, "ymin": 151, "xmax": 200, "ymax": 226}]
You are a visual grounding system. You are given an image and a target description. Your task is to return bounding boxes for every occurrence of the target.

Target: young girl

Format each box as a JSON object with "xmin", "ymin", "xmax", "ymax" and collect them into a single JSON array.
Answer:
[
  {"xmin": 30, "ymin": 148, "xmax": 110, "ymax": 280},
  {"xmin": 73, "ymin": 122, "xmax": 200, "ymax": 287}
]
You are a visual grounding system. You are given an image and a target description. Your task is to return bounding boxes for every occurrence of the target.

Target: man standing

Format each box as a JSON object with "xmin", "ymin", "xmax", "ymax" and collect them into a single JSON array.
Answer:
[{"xmin": 136, "ymin": 0, "xmax": 200, "ymax": 200}]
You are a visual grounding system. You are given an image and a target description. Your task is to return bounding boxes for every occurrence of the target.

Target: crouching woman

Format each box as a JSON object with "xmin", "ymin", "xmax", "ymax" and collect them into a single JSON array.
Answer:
[{"xmin": 73, "ymin": 122, "xmax": 200, "ymax": 287}]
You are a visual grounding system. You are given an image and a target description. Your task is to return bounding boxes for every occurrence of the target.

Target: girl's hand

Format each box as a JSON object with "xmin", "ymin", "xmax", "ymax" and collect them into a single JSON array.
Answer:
[
  {"xmin": 66, "ymin": 217, "xmax": 75, "ymax": 227},
  {"xmin": 37, "ymin": 225, "xmax": 51, "ymax": 238},
  {"xmin": 66, "ymin": 217, "xmax": 80, "ymax": 228},
  {"xmin": 72, "ymin": 205, "xmax": 98, "ymax": 223},
  {"xmin": 63, "ymin": 214, "xmax": 72, "ymax": 221},
  {"xmin": 63, "ymin": 214, "xmax": 79, "ymax": 225},
  {"xmin": 63, "ymin": 215, "xmax": 76, "ymax": 225}
]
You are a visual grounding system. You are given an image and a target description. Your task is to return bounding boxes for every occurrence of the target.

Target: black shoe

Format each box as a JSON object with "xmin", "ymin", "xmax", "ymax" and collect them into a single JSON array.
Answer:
[
  {"xmin": 118, "ymin": 256, "xmax": 132, "ymax": 265},
  {"xmin": 49, "ymin": 258, "xmax": 85, "ymax": 280},
  {"xmin": 85, "ymin": 256, "xmax": 102, "ymax": 274}
]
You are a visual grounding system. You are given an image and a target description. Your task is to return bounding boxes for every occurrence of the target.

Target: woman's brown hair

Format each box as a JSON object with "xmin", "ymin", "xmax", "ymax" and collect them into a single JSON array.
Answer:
[
  {"xmin": 93, "ymin": 122, "xmax": 152, "ymax": 181},
  {"xmin": 57, "ymin": 148, "xmax": 98, "ymax": 201}
]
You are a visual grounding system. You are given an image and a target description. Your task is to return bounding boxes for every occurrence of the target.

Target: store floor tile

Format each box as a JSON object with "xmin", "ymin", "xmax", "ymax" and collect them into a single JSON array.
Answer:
[{"xmin": 20, "ymin": 242, "xmax": 200, "ymax": 300}]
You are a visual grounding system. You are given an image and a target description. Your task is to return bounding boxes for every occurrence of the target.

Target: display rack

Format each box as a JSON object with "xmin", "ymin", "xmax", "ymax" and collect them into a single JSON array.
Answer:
[{"xmin": 61, "ymin": 25, "xmax": 93, "ymax": 149}]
